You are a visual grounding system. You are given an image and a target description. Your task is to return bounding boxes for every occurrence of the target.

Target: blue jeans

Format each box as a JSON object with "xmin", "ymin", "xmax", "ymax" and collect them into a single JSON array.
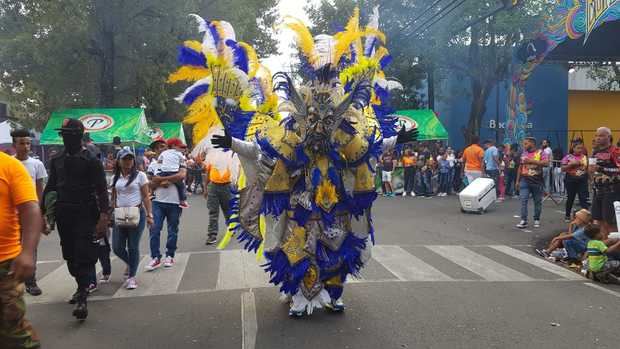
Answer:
[
  {"xmin": 439, "ymin": 172, "xmax": 450, "ymax": 193},
  {"xmin": 113, "ymin": 208, "xmax": 146, "ymax": 277},
  {"xmin": 563, "ymin": 238, "xmax": 587, "ymax": 260},
  {"xmin": 150, "ymin": 201, "xmax": 182, "ymax": 259},
  {"xmin": 519, "ymin": 179, "xmax": 543, "ymax": 221},
  {"xmin": 542, "ymin": 167, "xmax": 551, "ymax": 193}
]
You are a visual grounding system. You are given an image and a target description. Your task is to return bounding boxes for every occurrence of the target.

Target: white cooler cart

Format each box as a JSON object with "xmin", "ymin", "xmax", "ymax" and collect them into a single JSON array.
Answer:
[{"xmin": 459, "ymin": 177, "xmax": 496, "ymax": 214}]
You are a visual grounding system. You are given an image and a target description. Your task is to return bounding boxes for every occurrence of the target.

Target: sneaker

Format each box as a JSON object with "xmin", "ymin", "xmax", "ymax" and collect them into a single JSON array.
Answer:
[
  {"xmin": 99, "ymin": 274, "xmax": 111, "ymax": 284},
  {"xmin": 535, "ymin": 249, "xmax": 549, "ymax": 258},
  {"xmin": 402, "ymin": 192, "xmax": 407, "ymax": 197},
  {"xmin": 516, "ymin": 220, "xmax": 528, "ymax": 229},
  {"xmin": 145, "ymin": 257, "xmax": 161, "ymax": 271},
  {"xmin": 205, "ymin": 236, "xmax": 218, "ymax": 245},
  {"xmin": 72, "ymin": 292, "xmax": 88, "ymax": 320},
  {"xmin": 325, "ymin": 298, "xmax": 345, "ymax": 313},
  {"xmin": 410, "ymin": 192, "xmax": 416, "ymax": 197},
  {"xmin": 87, "ymin": 283, "xmax": 98, "ymax": 293},
  {"xmin": 163, "ymin": 256, "xmax": 174, "ymax": 268},
  {"xmin": 125, "ymin": 277, "xmax": 138, "ymax": 290},
  {"xmin": 533, "ymin": 220, "xmax": 541, "ymax": 228},
  {"xmin": 179, "ymin": 201, "xmax": 190, "ymax": 209},
  {"xmin": 564, "ymin": 216, "xmax": 571, "ymax": 223},
  {"xmin": 25, "ymin": 281, "xmax": 42, "ymax": 296}
]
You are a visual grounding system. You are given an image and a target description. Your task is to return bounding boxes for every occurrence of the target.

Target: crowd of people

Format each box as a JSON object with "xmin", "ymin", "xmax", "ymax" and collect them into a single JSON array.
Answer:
[{"xmin": 1, "ymin": 118, "xmax": 620, "ymax": 346}]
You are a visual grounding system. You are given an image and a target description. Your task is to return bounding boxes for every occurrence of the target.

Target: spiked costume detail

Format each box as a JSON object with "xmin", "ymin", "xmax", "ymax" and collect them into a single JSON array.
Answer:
[{"xmin": 170, "ymin": 8, "xmax": 415, "ymax": 317}]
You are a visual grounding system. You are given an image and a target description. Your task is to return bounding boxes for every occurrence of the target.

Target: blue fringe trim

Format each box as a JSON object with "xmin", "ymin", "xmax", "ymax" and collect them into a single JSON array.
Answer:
[
  {"xmin": 182, "ymin": 84, "xmax": 210, "ymax": 105},
  {"xmin": 347, "ymin": 191, "xmax": 377, "ymax": 217},
  {"xmin": 236, "ymin": 230, "xmax": 262, "ymax": 253},
  {"xmin": 325, "ymin": 285, "xmax": 344, "ymax": 300},
  {"xmin": 177, "ymin": 46, "xmax": 206, "ymax": 67},
  {"xmin": 263, "ymin": 250, "xmax": 310, "ymax": 295},
  {"xmin": 327, "ymin": 132, "xmax": 383, "ymax": 170},
  {"xmin": 372, "ymin": 104, "xmax": 397, "ymax": 139},
  {"xmin": 261, "ymin": 192, "xmax": 290, "ymax": 217},
  {"xmin": 316, "ymin": 233, "xmax": 367, "ymax": 278},
  {"xmin": 292, "ymin": 206, "xmax": 312, "ymax": 227},
  {"xmin": 207, "ymin": 22, "xmax": 221, "ymax": 46},
  {"xmin": 327, "ymin": 167, "xmax": 339, "ymax": 187},
  {"xmin": 374, "ymin": 84, "xmax": 389, "ymax": 105},
  {"xmin": 256, "ymin": 136, "xmax": 307, "ymax": 171},
  {"xmin": 311, "ymin": 168, "xmax": 322, "ymax": 187}
]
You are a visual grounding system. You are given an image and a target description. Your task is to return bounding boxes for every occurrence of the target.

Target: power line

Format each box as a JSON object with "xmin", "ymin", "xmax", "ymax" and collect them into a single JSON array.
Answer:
[
  {"xmin": 407, "ymin": 0, "xmax": 448, "ymax": 26},
  {"xmin": 405, "ymin": 0, "xmax": 465, "ymax": 38},
  {"xmin": 411, "ymin": 0, "xmax": 468, "ymax": 37}
]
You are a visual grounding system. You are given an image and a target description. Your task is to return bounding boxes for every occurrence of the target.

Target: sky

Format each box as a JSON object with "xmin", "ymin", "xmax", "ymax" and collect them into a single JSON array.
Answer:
[{"xmin": 261, "ymin": 0, "xmax": 319, "ymax": 74}]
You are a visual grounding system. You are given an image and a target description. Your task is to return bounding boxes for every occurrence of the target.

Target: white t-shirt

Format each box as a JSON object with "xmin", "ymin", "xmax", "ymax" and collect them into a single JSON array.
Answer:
[
  {"xmin": 447, "ymin": 154, "xmax": 456, "ymax": 167},
  {"xmin": 114, "ymin": 171, "xmax": 148, "ymax": 207},
  {"xmin": 19, "ymin": 157, "xmax": 48, "ymax": 183},
  {"xmin": 158, "ymin": 149, "xmax": 186, "ymax": 173},
  {"xmin": 147, "ymin": 161, "xmax": 180, "ymax": 204},
  {"xmin": 543, "ymin": 147, "xmax": 553, "ymax": 168}
]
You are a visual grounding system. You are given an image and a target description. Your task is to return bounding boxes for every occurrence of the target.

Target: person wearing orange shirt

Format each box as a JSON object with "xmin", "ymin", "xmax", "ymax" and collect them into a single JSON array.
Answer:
[
  {"xmin": 401, "ymin": 148, "xmax": 417, "ymax": 197},
  {"xmin": 462, "ymin": 135, "xmax": 485, "ymax": 185},
  {"xmin": 0, "ymin": 152, "xmax": 43, "ymax": 348},
  {"xmin": 203, "ymin": 151, "xmax": 236, "ymax": 245}
]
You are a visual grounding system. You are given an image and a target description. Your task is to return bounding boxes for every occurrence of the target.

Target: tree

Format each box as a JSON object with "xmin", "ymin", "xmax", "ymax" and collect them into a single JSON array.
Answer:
[
  {"xmin": 307, "ymin": 0, "xmax": 554, "ymax": 143},
  {"xmin": 586, "ymin": 63, "xmax": 620, "ymax": 91},
  {"xmin": 0, "ymin": 0, "xmax": 279, "ymax": 128}
]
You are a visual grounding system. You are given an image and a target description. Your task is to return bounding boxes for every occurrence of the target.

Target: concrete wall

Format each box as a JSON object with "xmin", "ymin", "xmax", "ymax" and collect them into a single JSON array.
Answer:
[{"xmin": 435, "ymin": 63, "xmax": 568, "ymax": 152}]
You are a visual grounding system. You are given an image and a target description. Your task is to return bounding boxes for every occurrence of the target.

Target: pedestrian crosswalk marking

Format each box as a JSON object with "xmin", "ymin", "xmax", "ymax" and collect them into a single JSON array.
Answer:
[
  {"xmin": 490, "ymin": 245, "xmax": 584, "ymax": 281},
  {"xmin": 371, "ymin": 245, "xmax": 453, "ymax": 281},
  {"xmin": 27, "ymin": 245, "xmax": 587, "ymax": 305},
  {"xmin": 429, "ymin": 245, "xmax": 534, "ymax": 282},
  {"xmin": 30, "ymin": 259, "xmax": 104, "ymax": 305}
]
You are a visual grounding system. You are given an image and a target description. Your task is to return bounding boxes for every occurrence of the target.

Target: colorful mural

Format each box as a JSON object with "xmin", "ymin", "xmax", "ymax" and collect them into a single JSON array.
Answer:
[{"xmin": 504, "ymin": 0, "xmax": 620, "ymax": 145}]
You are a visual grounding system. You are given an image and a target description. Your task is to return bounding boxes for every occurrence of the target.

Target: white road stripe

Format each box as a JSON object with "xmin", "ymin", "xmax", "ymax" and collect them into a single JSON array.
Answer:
[
  {"xmin": 114, "ymin": 253, "xmax": 189, "ymax": 298},
  {"xmin": 241, "ymin": 291, "xmax": 258, "ymax": 349},
  {"xmin": 371, "ymin": 245, "xmax": 453, "ymax": 281},
  {"xmin": 490, "ymin": 245, "xmax": 584, "ymax": 281},
  {"xmin": 241, "ymin": 252, "xmax": 271, "ymax": 288},
  {"xmin": 28, "ymin": 261, "xmax": 102, "ymax": 305},
  {"xmin": 584, "ymin": 283, "xmax": 620, "ymax": 298},
  {"xmin": 217, "ymin": 250, "xmax": 246, "ymax": 290},
  {"xmin": 430, "ymin": 245, "xmax": 533, "ymax": 281}
]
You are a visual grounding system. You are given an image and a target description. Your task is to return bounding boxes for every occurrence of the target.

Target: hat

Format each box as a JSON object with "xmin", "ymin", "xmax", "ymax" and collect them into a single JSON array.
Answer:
[
  {"xmin": 149, "ymin": 137, "xmax": 166, "ymax": 150},
  {"xmin": 117, "ymin": 148, "xmax": 135, "ymax": 160},
  {"xmin": 574, "ymin": 209, "xmax": 592, "ymax": 224},
  {"xmin": 167, "ymin": 137, "xmax": 187, "ymax": 149},
  {"xmin": 55, "ymin": 118, "xmax": 85, "ymax": 134}
]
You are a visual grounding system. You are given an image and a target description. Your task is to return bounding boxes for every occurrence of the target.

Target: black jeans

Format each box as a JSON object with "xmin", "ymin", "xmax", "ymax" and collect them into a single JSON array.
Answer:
[
  {"xmin": 403, "ymin": 166, "xmax": 416, "ymax": 194},
  {"xmin": 565, "ymin": 177, "xmax": 590, "ymax": 217},
  {"xmin": 505, "ymin": 169, "xmax": 517, "ymax": 196},
  {"xmin": 486, "ymin": 169, "xmax": 500, "ymax": 196}
]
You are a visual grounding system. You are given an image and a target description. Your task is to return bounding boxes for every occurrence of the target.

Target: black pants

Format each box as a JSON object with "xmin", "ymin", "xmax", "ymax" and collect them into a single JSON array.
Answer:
[
  {"xmin": 565, "ymin": 177, "xmax": 590, "ymax": 217},
  {"xmin": 91, "ymin": 235, "xmax": 111, "ymax": 284},
  {"xmin": 56, "ymin": 202, "xmax": 99, "ymax": 291},
  {"xmin": 403, "ymin": 167, "xmax": 416, "ymax": 194}
]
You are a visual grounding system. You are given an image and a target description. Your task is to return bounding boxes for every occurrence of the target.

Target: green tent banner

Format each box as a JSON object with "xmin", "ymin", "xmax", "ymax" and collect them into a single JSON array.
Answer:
[
  {"xmin": 393, "ymin": 109, "xmax": 449, "ymax": 141},
  {"xmin": 148, "ymin": 122, "xmax": 187, "ymax": 144},
  {"xmin": 40, "ymin": 108, "xmax": 152, "ymax": 145}
]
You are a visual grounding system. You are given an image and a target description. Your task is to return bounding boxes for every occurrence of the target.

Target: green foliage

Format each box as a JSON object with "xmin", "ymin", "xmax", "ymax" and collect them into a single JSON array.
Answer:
[
  {"xmin": 306, "ymin": 0, "xmax": 554, "ymax": 139},
  {"xmin": 586, "ymin": 64, "xmax": 620, "ymax": 91},
  {"xmin": 0, "ymin": 0, "xmax": 279, "ymax": 128}
]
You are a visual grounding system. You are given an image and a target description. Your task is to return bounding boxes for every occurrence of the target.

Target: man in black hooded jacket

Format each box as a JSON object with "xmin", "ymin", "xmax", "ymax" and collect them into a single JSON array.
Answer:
[{"xmin": 42, "ymin": 118, "xmax": 109, "ymax": 320}]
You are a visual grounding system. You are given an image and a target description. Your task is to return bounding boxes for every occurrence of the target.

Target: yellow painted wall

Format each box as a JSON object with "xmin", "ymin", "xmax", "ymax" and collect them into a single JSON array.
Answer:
[{"xmin": 568, "ymin": 90, "xmax": 620, "ymax": 151}]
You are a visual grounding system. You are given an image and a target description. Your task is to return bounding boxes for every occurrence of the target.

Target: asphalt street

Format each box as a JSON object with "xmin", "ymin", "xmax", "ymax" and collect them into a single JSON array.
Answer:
[{"xmin": 26, "ymin": 194, "xmax": 620, "ymax": 349}]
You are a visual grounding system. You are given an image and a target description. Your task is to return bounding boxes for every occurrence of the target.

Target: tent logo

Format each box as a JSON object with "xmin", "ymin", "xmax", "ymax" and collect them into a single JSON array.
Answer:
[
  {"xmin": 148, "ymin": 127, "xmax": 164, "ymax": 140},
  {"xmin": 79, "ymin": 114, "xmax": 114, "ymax": 132},
  {"xmin": 395, "ymin": 116, "xmax": 418, "ymax": 131}
]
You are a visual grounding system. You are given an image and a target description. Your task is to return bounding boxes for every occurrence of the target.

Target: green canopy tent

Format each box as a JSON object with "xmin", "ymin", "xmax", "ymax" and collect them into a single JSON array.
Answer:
[
  {"xmin": 40, "ymin": 108, "xmax": 152, "ymax": 145},
  {"xmin": 393, "ymin": 109, "xmax": 448, "ymax": 141},
  {"xmin": 148, "ymin": 122, "xmax": 187, "ymax": 144}
]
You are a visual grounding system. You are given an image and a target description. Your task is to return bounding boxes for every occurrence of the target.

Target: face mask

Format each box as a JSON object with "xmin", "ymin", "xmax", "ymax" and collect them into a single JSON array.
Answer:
[{"xmin": 62, "ymin": 133, "xmax": 83, "ymax": 154}]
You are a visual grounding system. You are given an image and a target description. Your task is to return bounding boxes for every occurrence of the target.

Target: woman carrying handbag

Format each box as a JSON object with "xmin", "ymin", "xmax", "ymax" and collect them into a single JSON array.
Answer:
[{"xmin": 111, "ymin": 148, "xmax": 153, "ymax": 289}]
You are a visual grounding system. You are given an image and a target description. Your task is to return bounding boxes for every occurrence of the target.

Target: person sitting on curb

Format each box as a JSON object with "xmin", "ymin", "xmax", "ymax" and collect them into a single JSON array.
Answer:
[
  {"xmin": 536, "ymin": 209, "xmax": 592, "ymax": 262},
  {"xmin": 585, "ymin": 223, "xmax": 620, "ymax": 284}
]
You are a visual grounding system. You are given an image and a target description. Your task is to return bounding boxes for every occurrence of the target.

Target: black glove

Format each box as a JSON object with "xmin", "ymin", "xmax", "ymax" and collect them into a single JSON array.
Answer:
[
  {"xmin": 212, "ymin": 130, "xmax": 232, "ymax": 149},
  {"xmin": 396, "ymin": 126, "xmax": 419, "ymax": 144}
]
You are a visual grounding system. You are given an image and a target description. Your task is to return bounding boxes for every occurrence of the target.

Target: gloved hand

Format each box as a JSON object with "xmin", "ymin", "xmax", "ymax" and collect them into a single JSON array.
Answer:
[
  {"xmin": 396, "ymin": 126, "xmax": 419, "ymax": 144},
  {"xmin": 212, "ymin": 130, "xmax": 232, "ymax": 149}
]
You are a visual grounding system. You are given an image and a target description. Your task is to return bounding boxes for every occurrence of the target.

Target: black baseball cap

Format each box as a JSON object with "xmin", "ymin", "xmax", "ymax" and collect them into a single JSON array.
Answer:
[{"xmin": 55, "ymin": 118, "xmax": 85, "ymax": 135}]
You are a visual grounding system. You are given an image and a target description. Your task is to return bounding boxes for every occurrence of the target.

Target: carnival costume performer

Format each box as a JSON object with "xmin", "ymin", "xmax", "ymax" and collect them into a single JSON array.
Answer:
[{"xmin": 169, "ymin": 8, "xmax": 418, "ymax": 317}]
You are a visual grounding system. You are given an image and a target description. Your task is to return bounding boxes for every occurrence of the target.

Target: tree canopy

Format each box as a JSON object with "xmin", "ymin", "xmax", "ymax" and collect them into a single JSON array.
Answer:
[
  {"xmin": 306, "ymin": 0, "xmax": 554, "ymax": 141},
  {"xmin": 0, "ymin": 0, "xmax": 279, "ymax": 128}
]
